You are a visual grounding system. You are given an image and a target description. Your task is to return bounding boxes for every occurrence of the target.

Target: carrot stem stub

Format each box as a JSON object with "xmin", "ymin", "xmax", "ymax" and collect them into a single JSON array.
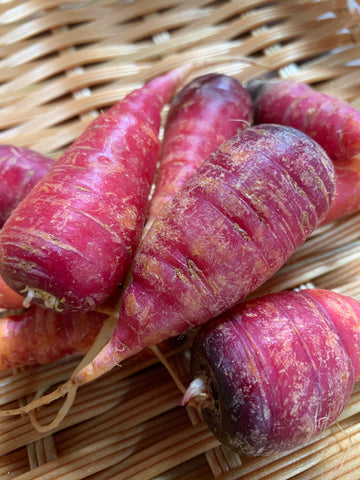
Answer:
[
  {"xmin": 75, "ymin": 124, "xmax": 335, "ymax": 385},
  {"xmin": 0, "ymin": 65, "xmax": 192, "ymax": 315},
  {"xmin": 184, "ymin": 289, "xmax": 360, "ymax": 457}
]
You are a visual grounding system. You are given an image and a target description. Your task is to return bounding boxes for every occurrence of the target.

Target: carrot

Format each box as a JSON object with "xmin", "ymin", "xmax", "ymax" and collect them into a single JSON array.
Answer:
[
  {"xmin": 0, "ymin": 64, "xmax": 193, "ymax": 315},
  {"xmin": 0, "ymin": 144, "xmax": 53, "ymax": 228},
  {"xmin": 72, "ymin": 124, "xmax": 335, "ymax": 386},
  {"xmin": 182, "ymin": 288, "xmax": 360, "ymax": 456},
  {"xmin": 0, "ymin": 304, "xmax": 106, "ymax": 369},
  {"xmin": 247, "ymin": 78, "xmax": 360, "ymax": 161},
  {"xmin": 146, "ymin": 73, "xmax": 253, "ymax": 228},
  {"xmin": 0, "ymin": 274, "xmax": 26, "ymax": 310},
  {"xmin": 322, "ymin": 155, "xmax": 360, "ymax": 224}
]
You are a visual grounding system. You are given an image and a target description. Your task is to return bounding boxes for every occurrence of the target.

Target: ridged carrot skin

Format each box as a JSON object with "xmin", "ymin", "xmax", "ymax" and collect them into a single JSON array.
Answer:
[
  {"xmin": 0, "ymin": 305, "xmax": 106, "ymax": 369},
  {"xmin": 185, "ymin": 289, "xmax": 360, "ymax": 456},
  {"xmin": 0, "ymin": 65, "xmax": 192, "ymax": 314},
  {"xmin": 247, "ymin": 79, "xmax": 360, "ymax": 161},
  {"xmin": 322, "ymin": 155, "xmax": 360, "ymax": 224},
  {"xmin": 146, "ymin": 73, "xmax": 253, "ymax": 227},
  {"xmin": 75, "ymin": 124, "xmax": 335, "ymax": 385},
  {"xmin": 0, "ymin": 145, "xmax": 53, "ymax": 228}
]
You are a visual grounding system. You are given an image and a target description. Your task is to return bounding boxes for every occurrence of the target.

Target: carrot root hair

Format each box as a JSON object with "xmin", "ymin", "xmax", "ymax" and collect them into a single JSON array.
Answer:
[
  {"xmin": 0, "ymin": 378, "xmax": 75, "ymax": 419},
  {"xmin": 20, "ymin": 286, "xmax": 65, "ymax": 311},
  {"xmin": 0, "ymin": 307, "xmax": 120, "ymax": 431}
]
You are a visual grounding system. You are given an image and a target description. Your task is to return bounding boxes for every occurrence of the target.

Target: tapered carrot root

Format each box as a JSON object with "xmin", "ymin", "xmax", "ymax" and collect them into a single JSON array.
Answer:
[
  {"xmin": 322, "ymin": 155, "xmax": 360, "ymax": 224},
  {"xmin": 247, "ymin": 78, "xmax": 360, "ymax": 161},
  {"xmin": 146, "ymin": 73, "xmax": 253, "ymax": 229},
  {"xmin": 0, "ymin": 145, "xmax": 53, "ymax": 228},
  {"xmin": 0, "ymin": 305, "xmax": 106, "ymax": 369},
  {"xmin": 183, "ymin": 289, "xmax": 360, "ymax": 456},
  {"xmin": 0, "ymin": 64, "xmax": 193, "ymax": 315}
]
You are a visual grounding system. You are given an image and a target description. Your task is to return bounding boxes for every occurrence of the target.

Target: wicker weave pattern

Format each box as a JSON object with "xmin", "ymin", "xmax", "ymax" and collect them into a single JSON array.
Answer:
[{"xmin": 0, "ymin": 1, "xmax": 360, "ymax": 478}]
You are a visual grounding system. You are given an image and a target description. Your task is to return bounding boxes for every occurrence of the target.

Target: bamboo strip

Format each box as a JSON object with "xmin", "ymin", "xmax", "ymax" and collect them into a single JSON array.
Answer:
[
  {"xmin": 20, "ymin": 386, "xmax": 58, "ymax": 471},
  {"xmin": 237, "ymin": 23, "xmax": 357, "ymax": 81},
  {"xmin": 334, "ymin": 281, "xmax": 360, "ymax": 302},
  {"xmin": 0, "ymin": 2, "xmax": 352, "ymax": 94},
  {"xmin": 5, "ymin": 410, "xmax": 195, "ymax": 480},
  {"xmin": 8, "ymin": 121, "xmax": 95, "ymax": 156},
  {"xmin": 0, "ymin": 44, "xmax": 141, "ymax": 97},
  {"xmin": 28, "ymin": 436, "xmax": 58, "ymax": 469},
  {"xmin": 55, "ymin": 379, "xmax": 181, "ymax": 452},
  {"xmin": 335, "ymin": 471, "xmax": 360, "ymax": 480},
  {"xmin": 0, "ymin": 7, "xmax": 114, "ymax": 45},
  {"xmin": 0, "ymin": 352, "xmax": 146, "ymax": 407},
  {"xmin": 0, "ymin": 25, "xmax": 356, "ymax": 151},
  {"xmin": 254, "ymin": 241, "xmax": 360, "ymax": 297},
  {"xmin": 84, "ymin": 410, "xmax": 197, "ymax": 480},
  {"xmin": 148, "ymin": 455, "xmax": 212, "ymax": 480},
  {"xmin": 0, "ymin": 1, "xmax": 92, "ymax": 25},
  {"xmin": 0, "ymin": 358, "xmax": 78, "ymax": 406},
  {"xmin": 8, "ymin": 433, "xmax": 148, "ymax": 480},
  {"xmin": 317, "ymin": 264, "xmax": 360, "ymax": 292},
  {"xmin": 0, "ymin": 63, "xmax": 144, "ymax": 112},
  {"xmin": 289, "ymin": 214, "xmax": 360, "ymax": 264},
  {"xmin": 97, "ymin": 423, "xmax": 220, "ymax": 480},
  {"xmin": 0, "ymin": 359, "xmax": 186, "ymax": 455},
  {"xmin": 337, "ymin": 391, "xmax": 360, "ymax": 421},
  {"xmin": 0, "ymin": 83, "xmax": 142, "ymax": 134},
  {"xmin": 278, "ymin": 439, "xmax": 360, "ymax": 480},
  {"xmin": 0, "ymin": 1, "xmax": 167, "ymax": 60},
  {"xmin": 0, "ymin": 3, "xmax": 212, "ymax": 70},
  {"xmin": 0, "ymin": 448, "xmax": 29, "ymax": 479},
  {"xmin": 57, "ymin": 402, "xmax": 187, "ymax": 456}
]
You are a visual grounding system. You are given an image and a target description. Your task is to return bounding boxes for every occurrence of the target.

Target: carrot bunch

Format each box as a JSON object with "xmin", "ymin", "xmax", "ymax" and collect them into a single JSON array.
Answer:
[{"xmin": 0, "ymin": 68, "xmax": 359, "ymax": 458}]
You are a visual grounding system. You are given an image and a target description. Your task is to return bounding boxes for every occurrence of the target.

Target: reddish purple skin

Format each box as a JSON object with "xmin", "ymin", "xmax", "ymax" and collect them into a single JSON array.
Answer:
[
  {"xmin": 76, "ymin": 124, "xmax": 335, "ymax": 384},
  {"xmin": 248, "ymin": 79, "xmax": 360, "ymax": 161},
  {"xmin": 322, "ymin": 155, "xmax": 360, "ymax": 224},
  {"xmin": 0, "ymin": 305, "xmax": 106, "ymax": 369},
  {"xmin": 0, "ymin": 67, "xmax": 189, "ymax": 314},
  {"xmin": 0, "ymin": 145, "xmax": 53, "ymax": 228},
  {"xmin": 147, "ymin": 73, "xmax": 254, "ymax": 224},
  {"xmin": 190, "ymin": 289, "xmax": 360, "ymax": 456}
]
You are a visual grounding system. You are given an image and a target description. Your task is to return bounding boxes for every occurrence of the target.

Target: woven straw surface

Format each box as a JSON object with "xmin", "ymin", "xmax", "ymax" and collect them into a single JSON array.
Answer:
[{"xmin": 1, "ymin": 0, "xmax": 360, "ymax": 478}]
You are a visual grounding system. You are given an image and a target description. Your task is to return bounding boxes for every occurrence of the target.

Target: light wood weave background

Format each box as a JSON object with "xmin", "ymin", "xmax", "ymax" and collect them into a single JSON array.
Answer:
[{"xmin": 0, "ymin": 1, "xmax": 360, "ymax": 478}]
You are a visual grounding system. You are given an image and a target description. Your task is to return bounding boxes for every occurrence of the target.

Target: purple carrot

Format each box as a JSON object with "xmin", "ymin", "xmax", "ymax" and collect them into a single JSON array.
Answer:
[
  {"xmin": 183, "ymin": 288, "xmax": 360, "ymax": 456},
  {"xmin": 146, "ymin": 73, "xmax": 253, "ymax": 228}
]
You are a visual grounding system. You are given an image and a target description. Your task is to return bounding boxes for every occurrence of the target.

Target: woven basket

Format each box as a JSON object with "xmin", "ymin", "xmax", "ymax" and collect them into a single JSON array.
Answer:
[{"xmin": 1, "ymin": 0, "xmax": 360, "ymax": 479}]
